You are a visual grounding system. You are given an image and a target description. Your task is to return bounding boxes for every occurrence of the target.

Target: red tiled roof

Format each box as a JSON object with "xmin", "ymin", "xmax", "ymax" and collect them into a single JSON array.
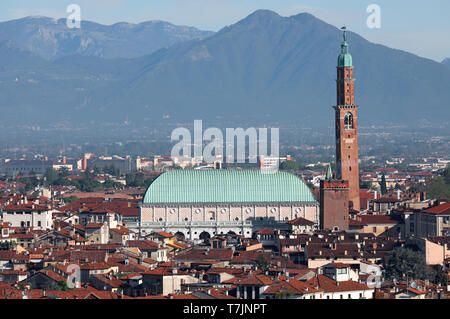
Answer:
[
  {"xmin": 407, "ymin": 287, "xmax": 426, "ymax": 295},
  {"xmin": 236, "ymin": 274, "xmax": 272, "ymax": 286},
  {"xmin": 110, "ymin": 226, "xmax": 130, "ymax": 235},
  {"xmin": 85, "ymin": 223, "xmax": 104, "ymax": 229},
  {"xmin": 174, "ymin": 249, "xmax": 233, "ymax": 262},
  {"xmin": 422, "ymin": 202, "xmax": 450, "ymax": 215},
  {"xmin": 306, "ymin": 274, "xmax": 373, "ymax": 293},
  {"xmin": 263, "ymin": 278, "xmax": 322, "ymax": 295},
  {"xmin": 154, "ymin": 231, "xmax": 175, "ymax": 238},
  {"xmin": 255, "ymin": 228, "xmax": 274, "ymax": 235},
  {"xmin": 286, "ymin": 217, "xmax": 315, "ymax": 226},
  {"xmin": 91, "ymin": 274, "xmax": 124, "ymax": 288},
  {"xmin": 126, "ymin": 240, "xmax": 159, "ymax": 251}
]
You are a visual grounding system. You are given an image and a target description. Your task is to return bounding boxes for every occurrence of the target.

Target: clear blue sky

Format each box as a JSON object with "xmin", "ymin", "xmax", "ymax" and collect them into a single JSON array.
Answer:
[{"xmin": 0, "ymin": 0, "xmax": 449, "ymax": 62}]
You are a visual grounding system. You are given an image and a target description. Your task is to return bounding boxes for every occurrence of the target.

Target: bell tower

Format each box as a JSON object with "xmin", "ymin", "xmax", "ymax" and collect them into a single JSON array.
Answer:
[{"xmin": 334, "ymin": 27, "xmax": 360, "ymax": 211}]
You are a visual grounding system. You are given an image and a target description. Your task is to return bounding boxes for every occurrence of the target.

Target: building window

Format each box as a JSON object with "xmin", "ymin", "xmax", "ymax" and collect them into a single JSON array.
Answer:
[{"xmin": 344, "ymin": 112, "xmax": 353, "ymax": 129}]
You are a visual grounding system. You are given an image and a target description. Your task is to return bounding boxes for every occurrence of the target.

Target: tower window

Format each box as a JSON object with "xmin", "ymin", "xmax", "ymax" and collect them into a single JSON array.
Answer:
[{"xmin": 344, "ymin": 112, "xmax": 353, "ymax": 129}]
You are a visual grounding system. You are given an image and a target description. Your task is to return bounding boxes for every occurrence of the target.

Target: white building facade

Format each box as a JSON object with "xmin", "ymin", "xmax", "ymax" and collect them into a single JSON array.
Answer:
[{"xmin": 133, "ymin": 170, "xmax": 319, "ymax": 240}]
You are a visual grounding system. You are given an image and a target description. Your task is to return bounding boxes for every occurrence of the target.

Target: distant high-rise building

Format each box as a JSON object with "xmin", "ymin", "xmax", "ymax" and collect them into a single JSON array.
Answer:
[{"xmin": 334, "ymin": 28, "xmax": 360, "ymax": 211}]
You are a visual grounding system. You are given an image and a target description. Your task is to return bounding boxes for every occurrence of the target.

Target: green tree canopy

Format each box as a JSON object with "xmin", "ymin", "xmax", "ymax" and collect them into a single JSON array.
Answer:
[
  {"xmin": 385, "ymin": 247, "xmax": 429, "ymax": 281},
  {"xmin": 256, "ymin": 253, "xmax": 270, "ymax": 271},
  {"xmin": 279, "ymin": 160, "xmax": 300, "ymax": 171}
]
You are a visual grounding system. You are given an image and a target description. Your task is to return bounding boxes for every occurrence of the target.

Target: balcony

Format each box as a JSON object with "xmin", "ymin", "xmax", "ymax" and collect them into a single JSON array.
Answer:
[{"xmin": 126, "ymin": 219, "xmax": 287, "ymax": 229}]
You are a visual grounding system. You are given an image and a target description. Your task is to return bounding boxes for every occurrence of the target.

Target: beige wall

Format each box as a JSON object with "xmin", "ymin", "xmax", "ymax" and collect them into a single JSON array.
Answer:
[{"xmin": 140, "ymin": 203, "xmax": 319, "ymax": 224}]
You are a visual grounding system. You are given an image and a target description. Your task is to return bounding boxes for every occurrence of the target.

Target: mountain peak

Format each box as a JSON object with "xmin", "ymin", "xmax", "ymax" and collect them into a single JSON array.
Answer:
[
  {"xmin": 240, "ymin": 9, "xmax": 282, "ymax": 24},
  {"xmin": 290, "ymin": 12, "xmax": 318, "ymax": 20}
]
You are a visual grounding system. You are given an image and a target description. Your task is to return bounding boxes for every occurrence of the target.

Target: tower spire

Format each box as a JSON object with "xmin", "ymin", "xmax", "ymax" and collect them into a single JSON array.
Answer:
[
  {"xmin": 326, "ymin": 163, "xmax": 333, "ymax": 180},
  {"xmin": 341, "ymin": 26, "xmax": 347, "ymax": 42},
  {"xmin": 333, "ymin": 28, "xmax": 360, "ymax": 211},
  {"xmin": 338, "ymin": 26, "xmax": 352, "ymax": 67}
]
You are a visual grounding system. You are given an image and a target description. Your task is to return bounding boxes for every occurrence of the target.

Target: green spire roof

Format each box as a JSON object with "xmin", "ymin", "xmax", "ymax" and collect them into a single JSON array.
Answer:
[
  {"xmin": 142, "ymin": 170, "xmax": 317, "ymax": 204},
  {"xmin": 326, "ymin": 164, "xmax": 333, "ymax": 180},
  {"xmin": 337, "ymin": 28, "xmax": 352, "ymax": 67}
]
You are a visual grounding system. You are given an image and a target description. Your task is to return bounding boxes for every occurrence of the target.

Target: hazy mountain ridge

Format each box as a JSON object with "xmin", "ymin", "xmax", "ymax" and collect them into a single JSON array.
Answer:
[
  {"xmin": 443, "ymin": 58, "xmax": 450, "ymax": 67},
  {"xmin": 0, "ymin": 10, "xmax": 449, "ymax": 128},
  {"xmin": 0, "ymin": 16, "xmax": 215, "ymax": 60}
]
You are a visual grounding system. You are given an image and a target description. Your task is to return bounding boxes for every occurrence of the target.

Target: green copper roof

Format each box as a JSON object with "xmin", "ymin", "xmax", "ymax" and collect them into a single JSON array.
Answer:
[
  {"xmin": 142, "ymin": 170, "xmax": 317, "ymax": 204},
  {"xmin": 337, "ymin": 30, "xmax": 352, "ymax": 67},
  {"xmin": 326, "ymin": 164, "xmax": 333, "ymax": 180}
]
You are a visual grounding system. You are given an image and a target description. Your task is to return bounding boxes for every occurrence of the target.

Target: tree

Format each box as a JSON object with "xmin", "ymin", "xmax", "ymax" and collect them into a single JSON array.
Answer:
[
  {"xmin": 379, "ymin": 174, "xmax": 387, "ymax": 195},
  {"xmin": 256, "ymin": 253, "xmax": 270, "ymax": 271},
  {"xmin": 64, "ymin": 196, "xmax": 79, "ymax": 204},
  {"xmin": 59, "ymin": 167, "xmax": 70, "ymax": 177},
  {"xmin": 57, "ymin": 280, "xmax": 71, "ymax": 291},
  {"xmin": 279, "ymin": 160, "xmax": 300, "ymax": 171},
  {"xmin": 275, "ymin": 290, "xmax": 295, "ymax": 299},
  {"xmin": 429, "ymin": 265, "xmax": 447, "ymax": 286},
  {"xmin": 443, "ymin": 165, "xmax": 450, "ymax": 185},
  {"xmin": 385, "ymin": 247, "xmax": 429, "ymax": 281},
  {"xmin": 44, "ymin": 168, "xmax": 59, "ymax": 185},
  {"xmin": 425, "ymin": 176, "xmax": 450, "ymax": 199}
]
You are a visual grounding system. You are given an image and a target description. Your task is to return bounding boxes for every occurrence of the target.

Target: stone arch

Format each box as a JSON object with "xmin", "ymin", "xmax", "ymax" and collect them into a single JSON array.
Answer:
[
  {"xmin": 174, "ymin": 231, "xmax": 185, "ymax": 240},
  {"xmin": 199, "ymin": 231, "xmax": 211, "ymax": 242}
]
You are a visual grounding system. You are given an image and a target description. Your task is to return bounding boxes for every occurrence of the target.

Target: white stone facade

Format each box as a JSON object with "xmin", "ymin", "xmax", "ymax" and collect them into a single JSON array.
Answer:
[
  {"xmin": 136, "ymin": 202, "xmax": 319, "ymax": 240},
  {"xmin": 1, "ymin": 209, "xmax": 54, "ymax": 230}
]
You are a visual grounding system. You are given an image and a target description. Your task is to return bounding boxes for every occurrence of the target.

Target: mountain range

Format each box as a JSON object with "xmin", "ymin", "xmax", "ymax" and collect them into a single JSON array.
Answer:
[
  {"xmin": 0, "ymin": 16, "xmax": 214, "ymax": 60},
  {"xmin": 1, "ymin": 10, "xmax": 450, "ymax": 128}
]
